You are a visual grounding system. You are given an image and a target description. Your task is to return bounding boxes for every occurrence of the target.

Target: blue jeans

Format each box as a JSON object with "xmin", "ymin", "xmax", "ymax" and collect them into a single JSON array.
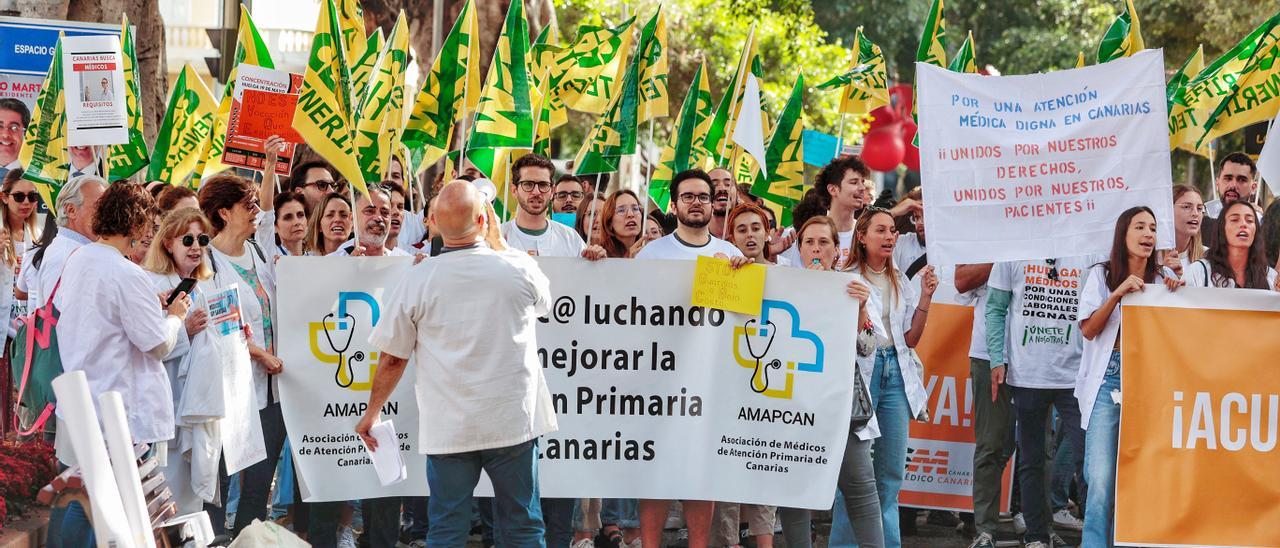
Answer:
[
  {"xmin": 1083, "ymin": 351, "xmax": 1122, "ymax": 547},
  {"xmin": 601, "ymin": 499, "xmax": 638, "ymax": 528},
  {"xmin": 427, "ymin": 439, "xmax": 545, "ymax": 547},
  {"xmin": 1011, "ymin": 386, "xmax": 1085, "ymax": 544},
  {"xmin": 1050, "ymin": 412, "xmax": 1077, "ymax": 512},
  {"xmin": 47, "ymin": 501, "xmax": 94, "ymax": 548},
  {"xmin": 870, "ymin": 348, "xmax": 909, "ymax": 548},
  {"xmin": 542, "ymin": 498, "xmax": 575, "ymax": 547},
  {"xmin": 829, "ymin": 493, "xmax": 855, "ymax": 547}
]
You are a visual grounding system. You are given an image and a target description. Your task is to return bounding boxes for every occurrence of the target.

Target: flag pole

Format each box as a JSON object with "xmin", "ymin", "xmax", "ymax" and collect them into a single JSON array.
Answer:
[
  {"xmin": 715, "ymin": 24, "xmax": 755, "ymax": 167},
  {"xmin": 587, "ymin": 173, "xmax": 602, "ymax": 245},
  {"xmin": 836, "ymin": 112, "xmax": 847, "ymax": 159},
  {"xmin": 640, "ymin": 118, "xmax": 655, "ymax": 243}
]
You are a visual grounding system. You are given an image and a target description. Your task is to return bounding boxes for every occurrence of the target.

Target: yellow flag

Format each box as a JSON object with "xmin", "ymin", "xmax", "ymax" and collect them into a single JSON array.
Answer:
[
  {"xmin": 553, "ymin": 18, "xmax": 636, "ymax": 115},
  {"xmin": 1179, "ymin": 14, "xmax": 1280, "ymax": 151},
  {"xmin": 637, "ymin": 7, "xmax": 669, "ymax": 123},
  {"xmin": 19, "ymin": 34, "xmax": 69, "ymax": 208},
  {"xmin": 403, "ymin": 0, "xmax": 481, "ymax": 170},
  {"xmin": 336, "ymin": 0, "xmax": 366, "ymax": 70},
  {"xmin": 293, "ymin": 0, "xmax": 365, "ymax": 194},
  {"xmin": 819, "ymin": 26, "xmax": 889, "ymax": 115},
  {"xmin": 148, "ymin": 64, "xmax": 217, "ymax": 185},
  {"xmin": 1097, "ymin": 0, "xmax": 1144, "ymax": 63},
  {"xmin": 355, "ymin": 12, "xmax": 410, "ymax": 184},
  {"xmin": 196, "ymin": 4, "xmax": 277, "ymax": 183},
  {"xmin": 350, "ymin": 28, "xmax": 385, "ymax": 107},
  {"xmin": 1167, "ymin": 45, "xmax": 1206, "ymax": 155}
]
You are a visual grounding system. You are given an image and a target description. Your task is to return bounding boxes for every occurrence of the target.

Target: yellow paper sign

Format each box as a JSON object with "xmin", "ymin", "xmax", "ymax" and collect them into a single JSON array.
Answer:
[{"xmin": 691, "ymin": 255, "xmax": 766, "ymax": 316}]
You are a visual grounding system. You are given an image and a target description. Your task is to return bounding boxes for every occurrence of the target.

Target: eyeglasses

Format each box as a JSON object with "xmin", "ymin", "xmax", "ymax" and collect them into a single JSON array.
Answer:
[
  {"xmin": 555, "ymin": 191, "xmax": 585, "ymax": 201},
  {"xmin": 678, "ymin": 192, "xmax": 713, "ymax": 204},
  {"xmin": 614, "ymin": 204, "xmax": 643, "ymax": 216},
  {"xmin": 1046, "ymin": 258, "xmax": 1059, "ymax": 281},
  {"xmin": 517, "ymin": 180, "xmax": 553, "ymax": 193},
  {"xmin": 1176, "ymin": 203, "xmax": 1207, "ymax": 214},
  {"xmin": 0, "ymin": 123, "xmax": 24, "ymax": 134},
  {"xmin": 181, "ymin": 234, "xmax": 211, "ymax": 247},
  {"xmin": 305, "ymin": 181, "xmax": 345, "ymax": 193},
  {"xmin": 6, "ymin": 192, "xmax": 39, "ymax": 203}
]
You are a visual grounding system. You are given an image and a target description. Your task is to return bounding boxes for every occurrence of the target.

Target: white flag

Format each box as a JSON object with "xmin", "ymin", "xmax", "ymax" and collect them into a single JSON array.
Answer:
[
  {"xmin": 1257, "ymin": 117, "xmax": 1280, "ymax": 195},
  {"xmin": 732, "ymin": 73, "xmax": 768, "ymax": 176}
]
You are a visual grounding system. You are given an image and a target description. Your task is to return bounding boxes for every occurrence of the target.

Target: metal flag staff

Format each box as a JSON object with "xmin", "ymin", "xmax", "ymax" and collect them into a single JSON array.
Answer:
[
  {"xmin": 742, "ymin": 318, "xmax": 783, "ymax": 394},
  {"xmin": 321, "ymin": 311, "xmax": 364, "ymax": 388}
]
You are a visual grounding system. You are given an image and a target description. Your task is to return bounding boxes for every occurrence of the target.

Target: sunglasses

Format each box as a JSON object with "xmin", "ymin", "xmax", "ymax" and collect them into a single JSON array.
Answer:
[
  {"xmin": 7, "ymin": 192, "xmax": 39, "ymax": 204},
  {"xmin": 181, "ymin": 234, "xmax": 211, "ymax": 247}
]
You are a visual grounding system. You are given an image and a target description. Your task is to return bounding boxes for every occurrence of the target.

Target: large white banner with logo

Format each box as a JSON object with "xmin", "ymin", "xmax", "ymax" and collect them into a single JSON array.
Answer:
[
  {"xmin": 278, "ymin": 256, "xmax": 858, "ymax": 508},
  {"xmin": 916, "ymin": 49, "xmax": 1174, "ymax": 266}
]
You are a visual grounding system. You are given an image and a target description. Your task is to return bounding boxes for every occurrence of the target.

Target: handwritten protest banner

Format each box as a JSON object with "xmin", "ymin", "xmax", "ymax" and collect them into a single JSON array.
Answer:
[
  {"xmin": 916, "ymin": 49, "xmax": 1174, "ymax": 265},
  {"xmin": 238, "ymin": 89, "xmax": 303, "ymax": 142},
  {"xmin": 224, "ymin": 63, "xmax": 302, "ymax": 174},
  {"xmin": 691, "ymin": 255, "xmax": 766, "ymax": 315}
]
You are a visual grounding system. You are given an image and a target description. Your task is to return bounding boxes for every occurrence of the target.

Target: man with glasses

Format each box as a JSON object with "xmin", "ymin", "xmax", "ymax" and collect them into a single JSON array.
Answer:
[
  {"xmin": 500, "ymin": 153, "xmax": 604, "ymax": 260},
  {"xmin": 552, "ymin": 174, "xmax": 586, "ymax": 214},
  {"xmin": 287, "ymin": 159, "xmax": 340, "ymax": 211},
  {"xmin": 0, "ymin": 99, "xmax": 30, "ymax": 179}
]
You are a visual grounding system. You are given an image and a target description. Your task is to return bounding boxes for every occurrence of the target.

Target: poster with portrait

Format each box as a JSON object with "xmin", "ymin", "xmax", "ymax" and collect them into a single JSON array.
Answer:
[{"xmin": 60, "ymin": 34, "xmax": 127, "ymax": 146}]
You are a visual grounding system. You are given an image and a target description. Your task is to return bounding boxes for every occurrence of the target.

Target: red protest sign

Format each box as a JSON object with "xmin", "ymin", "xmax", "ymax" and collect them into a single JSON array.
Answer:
[{"xmin": 237, "ymin": 89, "xmax": 303, "ymax": 143}]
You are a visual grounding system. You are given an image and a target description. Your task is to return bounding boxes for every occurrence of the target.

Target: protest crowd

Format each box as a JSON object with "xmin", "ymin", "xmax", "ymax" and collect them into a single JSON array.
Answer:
[{"xmin": 2, "ymin": 1, "xmax": 1279, "ymax": 548}]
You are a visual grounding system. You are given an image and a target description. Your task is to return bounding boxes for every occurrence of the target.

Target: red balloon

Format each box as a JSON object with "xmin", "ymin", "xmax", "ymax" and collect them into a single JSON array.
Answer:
[
  {"xmin": 901, "ymin": 122, "xmax": 920, "ymax": 172},
  {"xmin": 861, "ymin": 126, "xmax": 905, "ymax": 172},
  {"xmin": 868, "ymin": 105, "xmax": 898, "ymax": 130}
]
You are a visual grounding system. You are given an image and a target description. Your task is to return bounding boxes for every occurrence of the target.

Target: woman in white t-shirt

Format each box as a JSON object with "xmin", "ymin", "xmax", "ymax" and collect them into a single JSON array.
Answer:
[
  {"xmin": 1177, "ymin": 200, "xmax": 1279, "ymax": 290},
  {"xmin": 304, "ymin": 193, "xmax": 353, "ymax": 256},
  {"xmin": 842, "ymin": 207, "xmax": 938, "ymax": 547},
  {"xmin": 199, "ymin": 173, "xmax": 287, "ymax": 534},
  {"xmin": 1162, "ymin": 185, "xmax": 1206, "ymax": 277},
  {"xmin": 1075, "ymin": 206, "xmax": 1166, "ymax": 548}
]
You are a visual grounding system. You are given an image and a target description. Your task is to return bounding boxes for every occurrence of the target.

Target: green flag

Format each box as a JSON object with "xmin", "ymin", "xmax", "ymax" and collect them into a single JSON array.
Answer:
[
  {"xmin": 195, "ymin": 4, "xmax": 276, "ymax": 184},
  {"xmin": 552, "ymin": 18, "xmax": 636, "ymax": 115},
  {"xmin": 649, "ymin": 61, "xmax": 713, "ymax": 211},
  {"xmin": 817, "ymin": 27, "xmax": 889, "ymax": 115},
  {"xmin": 148, "ymin": 64, "xmax": 217, "ymax": 185},
  {"xmin": 18, "ymin": 34, "xmax": 69, "ymax": 210},
  {"xmin": 704, "ymin": 26, "xmax": 760, "ymax": 166},
  {"xmin": 350, "ymin": 29, "xmax": 386, "ymax": 105},
  {"xmin": 108, "ymin": 14, "xmax": 149, "ymax": 180},
  {"xmin": 636, "ymin": 7, "xmax": 669, "ymax": 123},
  {"xmin": 355, "ymin": 12, "xmax": 409, "ymax": 184},
  {"xmin": 573, "ymin": 29, "xmax": 641, "ymax": 175},
  {"xmin": 917, "ymin": 0, "xmax": 947, "ymax": 67},
  {"xmin": 752, "ymin": 76, "xmax": 805, "ymax": 227},
  {"xmin": 466, "ymin": 0, "xmax": 534, "ymax": 166},
  {"xmin": 403, "ymin": 0, "xmax": 481, "ymax": 170},
  {"xmin": 1166, "ymin": 45, "xmax": 1206, "ymax": 154},
  {"xmin": 1181, "ymin": 13, "xmax": 1280, "ymax": 151},
  {"xmin": 948, "ymin": 31, "xmax": 977, "ymax": 73},
  {"xmin": 293, "ymin": 0, "xmax": 365, "ymax": 195},
  {"xmin": 1097, "ymin": 0, "xmax": 1144, "ymax": 63}
]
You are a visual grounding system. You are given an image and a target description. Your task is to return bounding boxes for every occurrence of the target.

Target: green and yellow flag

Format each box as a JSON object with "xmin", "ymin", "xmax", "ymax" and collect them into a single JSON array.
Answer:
[
  {"xmin": 949, "ymin": 31, "xmax": 978, "ymax": 73},
  {"xmin": 148, "ymin": 64, "xmax": 217, "ymax": 185},
  {"xmin": 636, "ymin": 7, "xmax": 669, "ymax": 123},
  {"xmin": 336, "ymin": 0, "xmax": 366, "ymax": 71},
  {"xmin": 293, "ymin": 0, "xmax": 365, "ymax": 194},
  {"xmin": 752, "ymin": 76, "xmax": 805, "ymax": 228},
  {"xmin": 355, "ymin": 12, "xmax": 409, "ymax": 184},
  {"xmin": 350, "ymin": 28, "xmax": 385, "ymax": 105},
  {"xmin": 1166, "ymin": 44, "xmax": 1206, "ymax": 154},
  {"xmin": 704, "ymin": 26, "xmax": 760, "ymax": 166},
  {"xmin": 402, "ymin": 0, "xmax": 480, "ymax": 170},
  {"xmin": 817, "ymin": 26, "xmax": 889, "ymax": 115},
  {"xmin": 573, "ymin": 49, "xmax": 640, "ymax": 175},
  {"xmin": 532, "ymin": 76, "xmax": 555, "ymax": 157},
  {"xmin": 530, "ymin": 24, "xmax": 569, "ymax": 131},
  {"xmin": 108, "ymin": 15, "xmax": 149, "ymax": 180},
  {"xmin": 195, "ymin": 4, "xmax": 276, "ymax": 184},
  {"xmin": 1097, "ymin": 0, "xmax": 1144, "ymax": 63},
  {"xmin": 1179, "ymin": 13, "xmax": 1280, "ymax": 152},
  {"xmin": 552, "ymin": 17, "xmax": 636, "ymax": 115},
  {"xmin": 465, "ymin": 0, "xmax": 534, "ymax": 166},
  {"xmin": 649, "ymin": 61, "xmax": 713, "ymax": 211},
  {"xmin": 19, "ymin": 35, "xmax": 69, "ymax": 209},
  {"xmin": 917, "ymin": 0, "xmax": 948, "ymax": 68}
]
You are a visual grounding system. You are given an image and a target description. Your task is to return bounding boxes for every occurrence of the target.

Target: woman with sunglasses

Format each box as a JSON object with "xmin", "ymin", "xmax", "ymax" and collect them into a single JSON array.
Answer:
[
  {"xmin": 199, "ymin": 173, "xmax": 287, "ymax": 536},
  {"xmin": 843, "ymin": 206, "xmax": 937, "ymax": 548},
  {"xmin": 1176, "ymin": 199, "xmax": 1278, "ymax": 290},
  {"xmin": 305, "ymin": 193, "xmax": 354, "ymax": 256},
  {"xmin": 2, "ymin": 168, "xmax": 41, "ymax": 328}
]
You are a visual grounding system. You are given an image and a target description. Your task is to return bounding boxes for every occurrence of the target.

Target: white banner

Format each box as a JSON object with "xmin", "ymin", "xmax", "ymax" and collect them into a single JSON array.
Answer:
[
  {"xmin": 279, "ymin": 256, "xmax": 859, "ymax": 508},
  {"xmin": 917, "ymin": 49, "xmax": 1175, "ymax": 266},
  {"xmin": 60, "ymin": 34, "xmax": 127, "ymax": 146}
]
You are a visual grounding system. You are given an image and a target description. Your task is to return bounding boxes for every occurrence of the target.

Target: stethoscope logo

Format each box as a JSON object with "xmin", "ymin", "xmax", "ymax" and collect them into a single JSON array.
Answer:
[
  {"xmin": 742, "ymin": 318, "xmax": 783, "ymax": 395},
  {"xmin": 320, "ymin": 311, "xmax": 366, "ymax": 388},
  {"xmin": 309, "ymin": 292, "xmax": 381, "ymax": 391},
  {"xmin": 731, "ymin": 300, "xmax": 826, "ymax": 400}
]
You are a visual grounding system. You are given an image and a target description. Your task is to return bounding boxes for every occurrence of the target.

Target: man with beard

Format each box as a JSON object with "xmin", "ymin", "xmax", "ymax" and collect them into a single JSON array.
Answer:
[
  {"xmin": 1202, "ymin": 152, "xmax": 1260, "ymax": 240},
  {"xmin": 552, "ymin": 174, "xmax": 586, "ymax": 214},
  {"xmin": 707, "ymin": 167, "xmax": 738, "ymax": 239},
  {"xmin": 501, "ymin": 153, "xmax": 603, "ymax": 259},
  {"xmin": 332, "ymin": 185, "xmax": 410, "ymax": 257},
  {"xmin": 0, "ymin": 99, "xmax": 28, "ymax": 179}
]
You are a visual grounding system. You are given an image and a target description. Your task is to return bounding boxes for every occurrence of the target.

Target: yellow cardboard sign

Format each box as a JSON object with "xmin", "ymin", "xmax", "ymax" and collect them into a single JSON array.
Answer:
[{"xmin": 691, "ymin": 255, "xmax": 766, "ymax": 316}]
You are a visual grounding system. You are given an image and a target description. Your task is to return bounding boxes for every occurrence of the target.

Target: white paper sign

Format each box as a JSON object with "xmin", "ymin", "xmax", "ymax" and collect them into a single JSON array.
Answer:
[
  {"xmin": 61, "ymin": 34, "xmax": 127, "ymax": 146},
  {"xmin": 917, "ymin": 49, "xmax": 1175, "ymax": 265}
]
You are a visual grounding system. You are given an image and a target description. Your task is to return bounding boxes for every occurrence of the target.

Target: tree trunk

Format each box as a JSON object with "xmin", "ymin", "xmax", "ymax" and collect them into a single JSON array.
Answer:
[{"xmin": 15, "ymin": 0, "xmax": 167, "ymax": 143}]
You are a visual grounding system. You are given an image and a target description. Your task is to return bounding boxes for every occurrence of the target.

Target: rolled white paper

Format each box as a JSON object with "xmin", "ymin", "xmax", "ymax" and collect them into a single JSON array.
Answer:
[
  {"xmin": 50, "ymin": 371, "xmax": 137, "ymax": 548},
  {"xmin": 99, "ymin": 391, "xmax": 158, "ymax": 548}
]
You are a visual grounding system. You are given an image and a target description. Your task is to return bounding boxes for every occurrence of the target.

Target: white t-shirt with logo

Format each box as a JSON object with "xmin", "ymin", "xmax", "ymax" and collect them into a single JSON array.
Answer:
[
  {"xmin": 779, "ymin": 229, "xmax": 854, "ymax": 268},
  {"xmin": 501, "ymin": 220, "xmax": 586, "ymax": 258},
  {"xmin": 988, "ymin": 255, "xmax": 1101, "ymax": 389},
  {"xmin": 635, "ymin": 233, "xmax": 744, "ymax": 261}
]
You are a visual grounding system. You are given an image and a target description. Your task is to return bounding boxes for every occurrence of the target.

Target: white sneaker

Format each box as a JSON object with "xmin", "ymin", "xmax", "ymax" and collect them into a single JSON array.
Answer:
[
  {"xmin": 1025, "ymin": 542, "xmax": 1049, "ymax": 548},
  {"xmin": 1052, "ymin": 508, "xmax": 1083, "ymax": 531},
  {"xmin": 337, "ymin": 526, "xmax": 357, "ymax": 548},
  {"xmin": 571, "ymin": 539, "xmax": 596, "ymax": 548},
  {"xmin": 1013, "ymin": 512, "xmax": 1027, "ymax": 535}
]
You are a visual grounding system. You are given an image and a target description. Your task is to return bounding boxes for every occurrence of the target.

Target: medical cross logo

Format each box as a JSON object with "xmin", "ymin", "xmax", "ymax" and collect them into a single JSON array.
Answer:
[
  {"xmin": 732, "ymin": 300, "xmax": 825, "ymax": 399},
  {"xmin": 310, "ymin": 291, "xmax": 381, "ymax": 391}
]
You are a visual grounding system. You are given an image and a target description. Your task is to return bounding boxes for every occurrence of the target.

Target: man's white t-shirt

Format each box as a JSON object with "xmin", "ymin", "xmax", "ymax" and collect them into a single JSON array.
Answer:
[
  {"xmin": 55, "ymin": 242, "xmax": 176, "ymax": 443},
  {"xmin": 18, "ymin": 229, "xmax": 93, "ymax": 311},
  {"xmin": 636, "ymin": 232, "xmax": 745, "ymax": 261},
  {"xmin": 988, "ymin": 256, "xmax": 1101, "ymax": 389},
  {"xmin": 370, "ymin": 245, "xmax": 557, "ymax": 454},
  {"xmin": 501, "ymin": 220, "xmax": 586, "ymax": 258},
  {"xmin": 779, "ymin": 229, "xmax": 854, "ymax": 268},
  {"xmin": 894, "ymin": 233, "xmax": 927, "ymax": 275}
]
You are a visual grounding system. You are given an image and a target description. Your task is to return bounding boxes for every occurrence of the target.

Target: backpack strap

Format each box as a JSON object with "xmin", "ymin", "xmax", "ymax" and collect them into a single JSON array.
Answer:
[{"xmin": 904, "ymin": 253, "xmax": 929, "ymax": 279}]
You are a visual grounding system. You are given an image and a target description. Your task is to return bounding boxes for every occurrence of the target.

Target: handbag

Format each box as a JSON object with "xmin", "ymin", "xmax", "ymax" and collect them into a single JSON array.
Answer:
[
  {"xmin": 850, "ymin": 362, "xmax": 874, "ymax": 431},
  {"xmin": 10, "ymin": 265, "xmax": 70, "ymax": 435}
]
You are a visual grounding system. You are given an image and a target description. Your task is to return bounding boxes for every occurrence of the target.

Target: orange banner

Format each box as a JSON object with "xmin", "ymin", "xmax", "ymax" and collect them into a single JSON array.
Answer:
[
  {"xmin": 900, "ymin": 300, "xmax": 1013, "ymax": 513},
  {"xmin": 1116, "ymin": 289, "xmax": 1280, "ymax": 547}
]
